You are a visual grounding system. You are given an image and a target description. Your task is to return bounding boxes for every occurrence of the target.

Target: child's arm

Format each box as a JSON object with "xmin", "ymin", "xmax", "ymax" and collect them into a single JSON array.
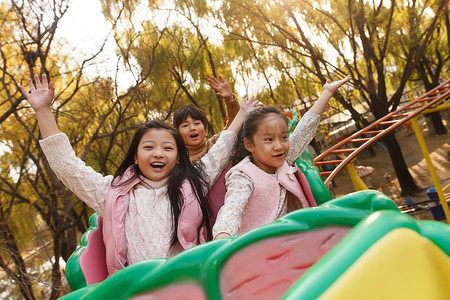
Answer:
[
  {"xmin": 225, "ymin": 95, "xmax": 260, "ymax": 135},
  {"xmin": 207, "ymin": 76, "xmax": 240, "ymax": 129},
  {"xmin": 286, "ymin": 75, "xmax": 351, "ymax": 165},
  {"xmin": 21, "ymin": 75, "xmax": 112, "ymax": 214},
  {"xmin": 20, "ymin": 74, "xmax": 60, "ymax": 138},
  {"xmin": 213, "ymin": 171, "xmax": 254, "ymax": 239},
  {"xmin": 308, "ymin": 75, "xmax": 351, "ymax": 115},
  {"xmin": 198, "ymin": 95, "xmax": 260, "ymax": 189}
]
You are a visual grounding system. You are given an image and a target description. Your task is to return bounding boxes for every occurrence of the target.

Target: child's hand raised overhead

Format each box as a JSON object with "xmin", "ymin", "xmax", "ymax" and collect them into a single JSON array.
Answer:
[
  {"xmin": 20, "ymin": 74, "xmax": 59, "ymax": 138},
  {"xmin": 310, "ymin": 75, "xmax": 352, "ymax": 115},
  {"xmin": 20, "ymin": 74, "xmax": 55, "ymax": 113},
  {"xmin": 207, "ymin": 75, "xmax": 233, "ymax": 101},
  {"xmin": 225, "ymin": 95, "xmax": 262, "ymax": 135},
  {"xmin": 239, "ymin": 95, "xmax": 262, "ymax": 116},
  {"xmin": 323, "ymin": 75, "xmax": 352, "ymax": 94}
]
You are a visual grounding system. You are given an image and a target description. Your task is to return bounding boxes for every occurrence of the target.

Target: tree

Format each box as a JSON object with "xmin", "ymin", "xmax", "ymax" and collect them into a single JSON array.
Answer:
[
  {"xmin": 102, "ymin": 0, "xmax": 243, "ymax": 134},
  {"xmin": 0, "ymin": 0, "xmax": 150, "ymax": 298},
  {"xmin": 413, "ymin": 4, "xmax": 449, "ymax": 135},
  {"xmin": 1, "ymin": 1, "xmax": 76, "ymax": 298},
  {"xmin": 214, "ymin": 0, "xmax": 448, "ymax": 195}
]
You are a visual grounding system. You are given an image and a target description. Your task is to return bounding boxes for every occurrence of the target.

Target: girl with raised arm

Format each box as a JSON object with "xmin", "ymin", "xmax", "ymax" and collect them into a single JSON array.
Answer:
[
  {"xmin": 213, "ymin": 76, "xmax": 351, "ymax": 239},
  {"xmin": 20, "ymin": 74, "xmax": 259, "ymax": 276}
]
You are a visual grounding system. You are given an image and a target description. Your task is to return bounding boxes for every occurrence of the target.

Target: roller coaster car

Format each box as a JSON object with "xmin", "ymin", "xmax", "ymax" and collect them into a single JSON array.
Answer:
[
  {"xmin": 63, "ymin": 188, "xmax": 450, "ymax": 300},
  {"xmin": 62, "ymin": 111, "xmax": 450, "ymax": 299}
]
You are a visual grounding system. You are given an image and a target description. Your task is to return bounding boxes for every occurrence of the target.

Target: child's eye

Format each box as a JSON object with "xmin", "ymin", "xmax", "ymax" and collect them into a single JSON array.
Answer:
[
  {"xmin": 144, "ymin": 146, "xmax": 153, "ymax": 149},
  {"xmin": 195, "ymin": 122, "xmax": 202, "ymax": 126},
  {"xmin": 181, "ymin": 124, "xmax": 188, "ymax": 128},
  {"xmin": 282, "ymin": 136, "xmax": 288, "ymax": 140},
  {"xmin": 164, "ymin": 147, "xmax": 174, "ymax": 151},
  {"xmin": 264, "ymin": 138, "xmax": 273, "ymax": 142}
]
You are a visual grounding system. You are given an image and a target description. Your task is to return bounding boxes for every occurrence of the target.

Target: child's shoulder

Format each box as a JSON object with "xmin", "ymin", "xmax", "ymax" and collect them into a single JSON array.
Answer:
[
  {"xmin": 225, "ymin": 168, "xmax": 253, "ymax": 189},
  {"xmin": 227, "ymin": 156, "xmax": 257, "ymax": 180},
  {"xmin": 230, "ymin": 155, "xmax": 251, "ymax": 169}
]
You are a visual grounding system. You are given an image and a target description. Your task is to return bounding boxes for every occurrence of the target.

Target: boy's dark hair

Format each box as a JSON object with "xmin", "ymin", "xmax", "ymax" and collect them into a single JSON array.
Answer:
[
  {"xmin": 113, "ymin": 120, "xmax": 212, "ymax": 245},
  {"xmin": 173, "ymin": 104, "xmax": 209, "ymax": 130},
  {"xmin": 234, "ymin": 106, "xmax": 288, "ymax": 164}
]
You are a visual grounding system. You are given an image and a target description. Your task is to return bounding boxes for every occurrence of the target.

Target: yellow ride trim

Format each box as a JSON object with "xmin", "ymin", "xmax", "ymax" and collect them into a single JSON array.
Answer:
[{"xmin": 320, "ymin": 227, "xmax": 450, "ymax": 300}]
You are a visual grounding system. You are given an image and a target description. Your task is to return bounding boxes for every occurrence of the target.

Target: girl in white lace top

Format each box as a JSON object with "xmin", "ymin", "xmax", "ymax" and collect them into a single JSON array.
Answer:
[{"xmin": 213, "ymin": 76, "xmax": 352, "ymax": 239}]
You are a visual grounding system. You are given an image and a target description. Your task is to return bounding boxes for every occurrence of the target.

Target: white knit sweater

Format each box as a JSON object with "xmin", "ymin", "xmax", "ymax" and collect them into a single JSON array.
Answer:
[{"xmin": 40, "ymin": 131, "xmax": 237, "ymax": 264}]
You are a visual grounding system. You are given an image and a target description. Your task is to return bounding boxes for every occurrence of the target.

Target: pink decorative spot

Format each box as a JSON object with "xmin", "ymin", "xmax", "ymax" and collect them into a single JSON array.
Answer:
[
  {"xmin": 220, "ymin": 226, "xmax": 351, "ymax": 300},
  {"xmin": 320, "ymin": 233, "xmax": 339, "ymax": 250},
  {"xmin": 292, "ymin": 261, "xmax": 315, "ymax": 271}
]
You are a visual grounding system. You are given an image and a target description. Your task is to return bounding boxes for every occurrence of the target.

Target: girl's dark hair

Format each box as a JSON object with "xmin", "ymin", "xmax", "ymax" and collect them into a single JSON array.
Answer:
[
  {"xmin": 113, "ymin": 120, "xmax": 212, "ymax": 245},
  {"xmin": 234, "ymin": 106, "xmax": 288, "ymax": 164},
  {"xmin": 173, "ymin": 104, "xmax": 209, "ymax": 130}
]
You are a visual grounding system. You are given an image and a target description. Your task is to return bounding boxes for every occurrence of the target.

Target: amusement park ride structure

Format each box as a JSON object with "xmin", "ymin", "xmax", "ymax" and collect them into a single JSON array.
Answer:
[{"xmin": 313, "ymin": 78, "xmax": 450, "ymax": 221}]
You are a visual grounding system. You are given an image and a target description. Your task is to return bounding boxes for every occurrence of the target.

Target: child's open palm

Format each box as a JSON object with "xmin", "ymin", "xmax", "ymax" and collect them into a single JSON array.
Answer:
[
  {"xmin": 222, "ymin": 94, "xmax": 263, "ymax": 135},
  {"xmin": 207, "ymin": 75, "xmax": 233, "ymax": 100},
  {"xmin": 323, "ymin": 75, "xmax": 352, "ymax": 94},
  {"xmin": 20, "ymin": 74, "xmax": 55, "ymax": 113},
  {"xmin": 240, "ymin": 95, "xmax": 262, "ymax": 116}
]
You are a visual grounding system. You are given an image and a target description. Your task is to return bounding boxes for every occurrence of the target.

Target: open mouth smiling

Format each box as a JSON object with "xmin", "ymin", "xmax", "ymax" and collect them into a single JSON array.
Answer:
[
  {"xmin": 150, "ymin": 162, "xmax": 165, "ymax": 169},
  {"xmin": 189, "ymin": 133, "xmax": 199, "ymax": 138}
]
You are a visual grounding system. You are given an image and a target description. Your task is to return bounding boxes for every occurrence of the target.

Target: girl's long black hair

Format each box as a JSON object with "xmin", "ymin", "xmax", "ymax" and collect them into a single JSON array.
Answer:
[
  {"xmin": 112, "ymin": 120, "xmax": 212, "ymax": 245},
  {"xmin": 234, "ymin": 106, "xmax": 288, "ymax": 164}
]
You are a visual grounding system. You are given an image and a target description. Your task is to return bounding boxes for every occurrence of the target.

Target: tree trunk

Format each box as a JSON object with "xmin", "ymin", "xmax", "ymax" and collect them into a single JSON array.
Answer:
[
  {"xmin": 416, "ymin": 61, "xmax": 448, "ymax": 136},
  {"xmin": 382, "ymin": 132, "xmax": 422, "ymax": 196},
  {"xmin": 0, "ymin": 221, "xmax": 36, "ymax": 300},
  {"xmin": 49, "ymin": 232, "xmax": 62, "ymax": 300},
  {"xmin": 425, "ymin": 111, "xmax": 448, "ymax": 135}
]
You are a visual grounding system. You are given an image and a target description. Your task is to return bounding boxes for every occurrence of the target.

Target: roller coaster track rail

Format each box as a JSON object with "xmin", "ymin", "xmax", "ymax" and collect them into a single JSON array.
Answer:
[{"xmin": 313, "ymin": 78, "xmax": 450, "ymax": 190}]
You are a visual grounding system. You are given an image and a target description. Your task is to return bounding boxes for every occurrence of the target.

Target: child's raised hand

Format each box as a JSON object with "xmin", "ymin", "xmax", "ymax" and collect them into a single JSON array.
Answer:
[
  {"xmin": 309, "ymin": 75, "xmax": 352, "ymax": 115},
  {"xmin": 207, "ymin": 75, "xmax": 233, "ymax": 101},
  {"xmin": 225, "ymin": 95, "xmax": 262, "ymax": 134},
  {"xmin": 240, "ymin": 95, "xmax": 262, "ymax": 116},
  {"xmin": 20, "ymin": 74, "xmax": 55, "ymax": 113},
  {"xmin": 323, "ymin": 75, "xmax": 352, "ymax": 94},
  {"xmin": 19, "ymin": 74, "xmax": 60, "ymax": 138}
]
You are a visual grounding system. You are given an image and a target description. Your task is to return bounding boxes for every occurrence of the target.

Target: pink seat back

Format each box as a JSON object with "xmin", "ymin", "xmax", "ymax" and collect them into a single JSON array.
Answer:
[
  {"xmin": 79, "ymin": 215, "xmax": 108, "ymax": 285},
  {"xmin": 208, "ymin": 159, "xmax": 233, "ymax": 226},
  {"xmin": 295, "ymin": 169, "xmax": 317, "ymax": 207}
]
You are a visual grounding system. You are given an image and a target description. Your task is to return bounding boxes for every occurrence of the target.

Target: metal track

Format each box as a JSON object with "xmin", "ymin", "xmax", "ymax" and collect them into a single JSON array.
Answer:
[{"xmin": 313, "ymin": 79, "xmax": 450, "ymax": 190}]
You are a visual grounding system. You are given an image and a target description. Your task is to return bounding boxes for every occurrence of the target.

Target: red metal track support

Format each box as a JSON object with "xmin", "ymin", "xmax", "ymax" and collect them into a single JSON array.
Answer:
[{"xmin": 314, "ymin": 79, "xmax": 450, "ymax": 190}]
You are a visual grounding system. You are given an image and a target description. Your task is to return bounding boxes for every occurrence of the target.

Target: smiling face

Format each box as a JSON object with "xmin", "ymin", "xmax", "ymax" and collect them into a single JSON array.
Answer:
[
  {"xmin": 177, "ymin": 116, "xmax": 208, "ymax": 147},
  {"xmin": 134, "ymin": 128, "xmax": 178, "ymax": 181},
  {"xmin": 244, "ymin": 113, "xmax": 289, "ymax": 174}
]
